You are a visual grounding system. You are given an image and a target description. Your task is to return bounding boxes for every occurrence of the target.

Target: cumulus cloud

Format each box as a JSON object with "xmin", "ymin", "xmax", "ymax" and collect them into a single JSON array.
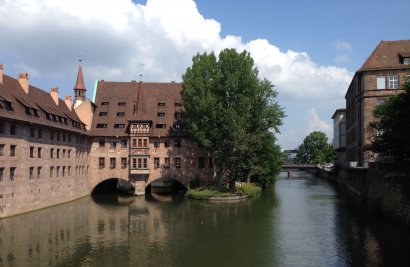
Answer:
[
  {"xmin": 306, "ymin": 108, "xmax": 333, "ymax": 138},
  {"xmin": 0, "ymin": 0, "xmax": 352, "ymax": 149}
]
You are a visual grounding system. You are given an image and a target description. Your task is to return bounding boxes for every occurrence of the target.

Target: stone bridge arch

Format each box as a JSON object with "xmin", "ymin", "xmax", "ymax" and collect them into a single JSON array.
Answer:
[
  {"xmin": 132, "ymin": 175, "xmax": 189, "ymax": 195},
  {"xmin": 91, "ymin": 177, "xmax": 135, "ymax": 195}
]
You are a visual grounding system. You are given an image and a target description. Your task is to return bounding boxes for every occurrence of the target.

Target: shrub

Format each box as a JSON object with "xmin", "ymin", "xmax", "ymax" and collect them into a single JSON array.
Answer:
[{"xmin": 237, "ymin": 183, "xmax": 262, "ymax": 197}]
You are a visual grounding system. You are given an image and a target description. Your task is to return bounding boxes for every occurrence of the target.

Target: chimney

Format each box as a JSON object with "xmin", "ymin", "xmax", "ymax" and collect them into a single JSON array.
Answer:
[
  {"xmin": 0, "ymin": 64, "xmax": 3, "ymax": 84},
  {"xmin": 64, "ymin": 95, "xmax": 72, "ymax": 111},
  {"xmin": 50, "ymin": 87, "xmax": 59, "ymax": 105},
  {"xmin": 18, "ymin": 73, "xmax": 29, "ymax": 94}
]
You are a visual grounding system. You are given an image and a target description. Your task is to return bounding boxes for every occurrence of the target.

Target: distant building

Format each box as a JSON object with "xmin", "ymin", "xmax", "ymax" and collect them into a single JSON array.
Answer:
[
  {"xmin": 331, "ymin": 109, "xmax": 346, "ymax": 166},
  {"xmin": 345, "ymin": 40, "xmax": 410, "ymax": 167},
  {"xmin": 284, "ymin": 149, "xmax": 298, "ymax": 163}
]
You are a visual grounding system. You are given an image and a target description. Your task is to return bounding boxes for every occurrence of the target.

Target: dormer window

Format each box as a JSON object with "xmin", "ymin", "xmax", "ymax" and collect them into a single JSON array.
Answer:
[
  {"xmin": 118, "ymin": 102, "xmax": 126, "ymax": 106},
  {"xmin": 404, "ymin": 57, "xmax": 410, "ymax": 65},
  {"xmin": 5, "ymin": 101, "xmax": 13, "ymax": 111},
  {"xmin": 101, "ymin": 101, "xmax": 109, "ymax": 105}
]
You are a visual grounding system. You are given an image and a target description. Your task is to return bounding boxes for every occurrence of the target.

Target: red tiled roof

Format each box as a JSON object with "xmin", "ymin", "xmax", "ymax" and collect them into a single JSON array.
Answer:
[
  {"xmin": 359, "ymin": 40, "xmax": 410, "ymax": 71},
  {"xmin": 0, "ymin": 74, "xmax": 88, "ymax": 134},
  {"xmin": 74, "ymin": 65, "xmax": 86, "ymax": 91},
  {"xmin": 91, "ymin": 81, "xmax": 185, "ymax": 137}
]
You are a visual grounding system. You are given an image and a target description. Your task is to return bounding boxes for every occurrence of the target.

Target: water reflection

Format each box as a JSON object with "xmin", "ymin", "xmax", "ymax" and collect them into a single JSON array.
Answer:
[{"xmin": 1, "ymin": 173, "xmax": 410, "ymax": 266}]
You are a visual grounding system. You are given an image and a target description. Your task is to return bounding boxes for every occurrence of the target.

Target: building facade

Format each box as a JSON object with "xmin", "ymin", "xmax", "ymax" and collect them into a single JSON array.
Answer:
[
  {"xmin": 331, "ymin": 109, "xmax": 346, "ymax": 166},
  {"xmin": 1, "ymin": 63, "xmax": 215, "ymax": 217},
  {"xmin": 0, "ymin": 64, "xmax": 91, "ymax": 218},
  {"xmin": 345, "ymin": 40, "xmax": 410, "ymax": 167}
]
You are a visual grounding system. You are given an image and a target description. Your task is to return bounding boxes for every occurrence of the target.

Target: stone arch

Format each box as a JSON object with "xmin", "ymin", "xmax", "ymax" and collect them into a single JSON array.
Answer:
[
  {"xmin": 145, "ymin": 176, "xmax": 188, "ymax": 195},
  {"xmin": 92, "ymin": 178, "xmax": 135, "ymax": 195}
]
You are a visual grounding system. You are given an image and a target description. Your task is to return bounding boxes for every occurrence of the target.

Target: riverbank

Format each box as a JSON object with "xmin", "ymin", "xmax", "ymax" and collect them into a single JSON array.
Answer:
[
  {"xmin": 318, "ymin": 164, "xmax": 410, "ymax": 227},
  {"xmin": 186, "ymin": 183, "xmax": 262, "ymax": 201}
]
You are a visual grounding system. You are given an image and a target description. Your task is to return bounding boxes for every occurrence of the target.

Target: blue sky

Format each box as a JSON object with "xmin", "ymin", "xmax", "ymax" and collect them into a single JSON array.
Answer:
[{"xmin": 0, "ymin": 0, "xmax": 409, "ymax": 149}]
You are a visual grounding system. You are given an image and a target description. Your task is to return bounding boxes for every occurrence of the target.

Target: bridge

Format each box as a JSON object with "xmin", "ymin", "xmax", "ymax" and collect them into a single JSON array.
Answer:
[{"xmin": 281, "ymin": 164, "xmax": 317, "ymax": 169}]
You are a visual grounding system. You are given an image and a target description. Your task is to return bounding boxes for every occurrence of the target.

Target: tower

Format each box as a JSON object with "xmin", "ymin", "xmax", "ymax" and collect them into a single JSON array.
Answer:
[{"xmin": 73, "ymin": 63, "xmax": 86, "ymax": 108}]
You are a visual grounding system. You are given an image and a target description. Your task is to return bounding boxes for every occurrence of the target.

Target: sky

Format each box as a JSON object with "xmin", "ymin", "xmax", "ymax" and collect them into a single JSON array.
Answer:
[{"xmin": 0, "ymin": 0, "xmax": 409, "ymax": 149}]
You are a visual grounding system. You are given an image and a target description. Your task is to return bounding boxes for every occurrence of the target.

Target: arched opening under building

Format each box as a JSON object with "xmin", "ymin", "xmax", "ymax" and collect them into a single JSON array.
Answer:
[
  {"xmin": 92, "ymin": 178, "xmax": 135, "ymax": 195},
  {"xmin": 145, "ymin": 178, "xmax": 186, "ymax": 202}
]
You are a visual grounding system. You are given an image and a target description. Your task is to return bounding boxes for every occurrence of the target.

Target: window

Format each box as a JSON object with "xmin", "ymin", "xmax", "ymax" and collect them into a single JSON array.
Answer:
[
  {"xmin": 143, "ymin": 139, "xmax": 148, "ymax": 147},
  {"xmin": 50, "ymin": 148, "xmax": 54, "ymax": 158},
  {"xmin": 101, "ymin": 101, "xmax": 109, "ymax": 105},
  {"xmin": 157, "ymin": 112, "xmax": 166, "ymax": 117},
  {"xmin": 154, "ymin": 139, "xmax": 160, "ymax": 147},
  {"xmin": 143, "ymin": 158, "xmax": 147, "ymax": 169},
  {"xmin": 404, "ymin": 57, "xmax": 410, "ymax": 65},
  {"xmin": 175, "ymin": 157, "xmax": 181, "ymax": 168},
  {"xmin": 117, "ymin": 112, "xmax": 125, "ymax": 117},
  {"xmin": 50, "ymin": 131, "xmax": 54, "ymax": 140},
  {"xmin": 164, "ymin": 139, "xmax": 170, "ymax": 147},
  {"xmin": 5, "ymin": 101, "xmax": 13, "ymax": 111},
  {"xmin": 198, "ymin": 157, "xmax": 205, "ymax": 168},
  {"xmin": 99, "ymin": 112, "xmax": 108, "ymax": 116},
  {"xmin": 37, "ymin": 129, "xmax": 42, "ymax": 139},
  {"xmin": 0, "ymin": 144, "xmax": 4, "ymax": 156},
  {"xmin": 174, "ymin": 112, "xmax": 182, "ymax": 118},
  {"xmin": 68, "ymin": 150, "xmax": 71, "ymax": 158},
  {"xmin": 99, "ymin": 157, "xmax": 105, "ymax": 169},
  {"xmin": 37, "ymin": 167, "xmax": 41, "ymax": 179},
  {"xmin": 132, "ymin": 158, "xmax": 137, "ymax": 169},
  {"xmin": 173, "ymin": 124, "xmax": 182, "ymax": 129},
  {"xmin": 137, "ymin": 158, "xmax": 142, "ymax": 168},
  {"xmin": 377, "ymin": 98, "xmax": 386, "ymax": 105},
  {"xmin": 154, "ymin": 157, "xmax": 160, "ymax": 168},
  {"xmin": 156, "ymin": 124, "xmax": 166, "ymax": 129},
  {"xmin": 37, "ymin": 147, "xmax": 42, "ymax": 158},
  {"xmin": 56, "ymin": 166, "xmax": 60, "ymax": 177},
  {"xmin": 62, "ymin": 166, "xmax": 65, "ymax": 177},
  {"xmin": 0, "ymin": 167, "xmax": 4, "ymax": 182},
  {"xmin": 50, "ymin": 166, "xmax": 54, "ymax": 178},
  {"xmin": 110, "ymin": 158, "xmax": 116, "ymax": 169},
  {"xmin": 389, "ymin": 75, "xmax": 398, "ymax": 89},
  {"xmin": 132, "ymin": 138, "xmax": 137, "ymax": 147},
  {"xmin": 121, "ymin": 139, "xmax": 127, "ymax": 147},
  {"xmin": 30, "ymin": 146, "xmax": 34, "ymax": 158},
  {"xmin": 9, "ymin": 167, "xmax": 16, "ymax": 181},
  {"xmin": 0, "ymin": 122, "xmax": 4, "ymax": 133},
  {"xmin": 164, "ymin": 157, "xmax": 170, "ymax": 168},
  {"xmin": 10, "ymin": 145, "xmax": 16, "ymax": 157},
  {"xmin": 118, "ymin": 102, "xmax": 126, "ymax": 106},
  {"xmin": 174, "ymin": 139, "xmax": 181, "ymax": 147},
  {"xmin": 138, "ymin": 138, "xmax": 142, "ymax": 147},
  {"xmin": 208, "ymin": 157, "xmax": 213, "ymax": 168},
  {"xmin": 68, "ymin": 166, "xmax": 71, "ymax": 176},
  {"xmin": 175, "ymin": 102, "xmax": 182, "ymax": 106},
  {"xmin": 99, "ymin": 138, "xmax": 105, "ymax": 147},
  {"xmin": 110, "ymin": 138, "xmax": 116, "ymax": 149},
  {"xmin": 10, "ymin": 124, "xmax": 16, "ymax": 135},
  {"xmin": 96, "ymin": 124, "xmax": 108, "ymax": 128},
  {"xmin": 63, "ymin": 149, "xmax": 66, "ymax": 158},
  {"xmin": 158, "ymin": 102, "xmax": 166, "ymax": 106},
  {"xmin": 30, "ymin": 127, "xmax": 35, "ymax": 138},
  {"xmin": 114, "ymin": 124, "xmax": 125, "ymax": 129},
  {"xmin": 57, "ymin": 149, "xmax": 60, "ymax": 159},
  {"xmin": 377, "ymin": 76, "xmax": 386, "ymax": 89},
  {"xmin": 121, "ymin": 158, "xmax": 127, "ymax": 169},
  {"xmin": 29, "ymin": 167, "xmax": 34, "ymax": 180}
]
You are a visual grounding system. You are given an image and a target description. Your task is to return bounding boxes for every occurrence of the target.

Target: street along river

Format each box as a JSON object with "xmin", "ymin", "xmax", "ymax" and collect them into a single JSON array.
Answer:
[{"xmin": 1, "ymin": 171, "xmax": 410, "ymax": 266}]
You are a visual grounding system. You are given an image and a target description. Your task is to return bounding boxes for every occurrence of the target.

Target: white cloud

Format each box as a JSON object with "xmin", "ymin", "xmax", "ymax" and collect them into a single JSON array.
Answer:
[
  {"xmin": 306, "ymin": 108, "xmax": 333, "ymax": 138},
  {"xmin": 0, "ymin": 0, "xmax": 352, "ymax": 149}
]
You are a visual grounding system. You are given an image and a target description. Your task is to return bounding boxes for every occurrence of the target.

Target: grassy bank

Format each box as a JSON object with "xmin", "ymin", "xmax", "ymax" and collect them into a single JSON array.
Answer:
[{"xmin": 186, "ymin": 183, "xmax": 262, "ymax": 200}]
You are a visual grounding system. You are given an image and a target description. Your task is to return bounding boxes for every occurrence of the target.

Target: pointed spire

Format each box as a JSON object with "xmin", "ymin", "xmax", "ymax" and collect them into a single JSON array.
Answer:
[{"xmin": 74, "ymin": 61, "xmax": 86, "ymax": 91}]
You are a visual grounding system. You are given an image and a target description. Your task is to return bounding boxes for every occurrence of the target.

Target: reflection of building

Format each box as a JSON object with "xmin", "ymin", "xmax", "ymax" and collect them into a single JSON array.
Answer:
[
  {"xmin": 331, "ymin": 109, "xmax": 346, "ymax": 166},
  {"xmin": 344, "ymin": 40, "xmax": 410, "ymax": 167},
  {"xmin": 1, "ymin": 63, "xmax": 215, "ymax": 217}
]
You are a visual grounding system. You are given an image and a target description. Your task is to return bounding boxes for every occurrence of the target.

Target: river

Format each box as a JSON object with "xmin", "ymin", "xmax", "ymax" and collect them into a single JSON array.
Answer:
[{"xmin": 1, "ymin": 172, "xmax": 410, "ymax": 267}]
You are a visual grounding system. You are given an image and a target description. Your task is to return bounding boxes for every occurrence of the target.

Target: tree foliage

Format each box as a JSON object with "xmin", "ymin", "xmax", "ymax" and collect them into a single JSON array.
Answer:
[
  {"xmin": 368, "ymin": 82, "xmax": 410, "ymax": 161},
  {"xmin": 181, "ymin": 49, "xmax": 285, "ymax": 190},
  {"xmin": 296, "ymin": 131, "xmax": 337, "ymax": 165}
]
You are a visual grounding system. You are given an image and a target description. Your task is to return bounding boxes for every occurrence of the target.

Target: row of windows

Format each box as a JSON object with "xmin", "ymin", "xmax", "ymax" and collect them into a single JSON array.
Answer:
[
  {"xmin": 99, "ymin": 101, "xmax": 183, "ymax": 107},
  {"xmin": 96, "ymin": 123, "xmax": 183, "ymax": 129},
  {"xmin": 101, "ymin": 101, "xmax": 126, "ymax": 106},
  {"xmin": 99, "ymin": 112, "xmax": 125, "ymax": 117},
  {"xmin": 155, "ymin": 123, "xmax": 182, "ymax": 129},
  {"xmin": 97, "ymin": 156, "xmax": 213, "ymax": 170},
  {"xmin": 0, "ymin": 144, "xmax": 16, "ymax": 157},
  {"xmin": 97, "ymin": 137, "xmax": 184, "ymax": 149},
  {"xmin": 0, "ymin": 121, "xmax": 88, "ymax": 145},
  {"xmin": 0, "ymin": 165, "xmax": 89, "ymax": 182},
  {"xmin": 99, "ymin": 138, "xmax": 128, "ymax": 148},
  {"xmin": 376, "ymin": 74, "xmax": 410, "ymax": 90},
  {"xmin": 1, "ymin": 144, "xmax": 87, "ymax": 160}
]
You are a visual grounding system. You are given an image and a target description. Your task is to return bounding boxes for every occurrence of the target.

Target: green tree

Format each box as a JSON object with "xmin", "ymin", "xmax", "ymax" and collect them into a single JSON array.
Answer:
[
  {"xmin": 181, "ymin": 49, "xmax": 285, "ymax": 190},
  {"xmin": 296, "ymin": 131, "xmax": 336, "ymax": 165},
  {"xmin": 368, "ymin": 82, "xmax": 410, "ymax": 161}
]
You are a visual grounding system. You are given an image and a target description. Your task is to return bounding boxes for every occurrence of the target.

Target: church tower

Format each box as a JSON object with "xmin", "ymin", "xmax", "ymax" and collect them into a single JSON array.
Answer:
[{"xmin": 73, "ymin": 64, "xmax": 86, "ymax": 108}]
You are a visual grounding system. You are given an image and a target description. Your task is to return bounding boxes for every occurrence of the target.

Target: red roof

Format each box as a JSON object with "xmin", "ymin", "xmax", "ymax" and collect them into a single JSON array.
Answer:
[{"xmin": 73, "ymin": 65, "xmax": 86, "ymax": 91}]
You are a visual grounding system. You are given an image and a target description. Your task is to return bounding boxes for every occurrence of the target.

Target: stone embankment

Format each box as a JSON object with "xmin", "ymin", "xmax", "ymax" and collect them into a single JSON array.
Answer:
[{"xmin": 319, "ymin": 163, "xmax": 410, "ymax": 226}]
